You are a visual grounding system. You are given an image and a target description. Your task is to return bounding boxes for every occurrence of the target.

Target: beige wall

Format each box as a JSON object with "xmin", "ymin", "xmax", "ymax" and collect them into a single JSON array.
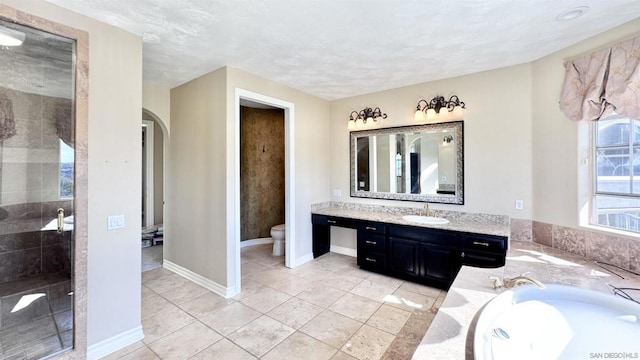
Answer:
[
  {"xmin": 169, "ymin": 66, "xmax": 330, "ymax": 289},
  {"xmin": 143, "ymin": 85, "xmax": 170, "ymax": 134},
  {"xmin": 329, "ymin": 64, "xmax": 534, "ymax": 218},
  {"xmin": 168, "ymin": 68, "xmax": 227, "ymax": 285},
  {"xmin": 0, "ymin": 0, "xmax": 144, "ymax": 348},
  {"xmin": 532, "ymin": 18, "xmax": 640, "ymax": 228},
  {"xmin": 226, "ymin": 67, "xmax": 331, "ymax": 263}
]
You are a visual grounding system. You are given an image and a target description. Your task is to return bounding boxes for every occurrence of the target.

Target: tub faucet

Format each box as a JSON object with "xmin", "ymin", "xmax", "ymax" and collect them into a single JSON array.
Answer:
[
  {"xmin": 490, "ymin": 272, "xmax": 545, "ymax": 290},
  {"xmin": 422, "ymin": 203, "xmax": 430, "ymax": 217}
]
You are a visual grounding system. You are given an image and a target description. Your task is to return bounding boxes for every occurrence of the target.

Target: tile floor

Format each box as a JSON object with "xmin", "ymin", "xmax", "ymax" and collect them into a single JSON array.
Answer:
[
  {"xmin": 109, "ymin": 244, "xmax": 445, "ymax": 360},
  {"xmin": 0, "ymin": 275, "xmax": 73, "ymax": 360},
  {"xmin": 142, "ymin": 245, "xmax": 163, "ymax": 272}
]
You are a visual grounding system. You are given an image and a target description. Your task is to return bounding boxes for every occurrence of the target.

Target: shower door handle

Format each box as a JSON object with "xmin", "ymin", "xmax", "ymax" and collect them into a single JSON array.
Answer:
[{"xmin": 57, "ymin": 208, "xmax": 65, "ymax": 233}]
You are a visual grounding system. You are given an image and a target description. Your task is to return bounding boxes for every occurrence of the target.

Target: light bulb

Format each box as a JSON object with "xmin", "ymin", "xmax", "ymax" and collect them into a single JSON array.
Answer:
[
  {"xmin": 414, "ymin": 110, "xmax": 426, "ymax": 122},
  {"xmin": 426, "ymin": 108, "xmax": 437, "ymax": 120},
  {"xmin": 348, "ymin": 119, "xmax": 355, "ymax": 129}
]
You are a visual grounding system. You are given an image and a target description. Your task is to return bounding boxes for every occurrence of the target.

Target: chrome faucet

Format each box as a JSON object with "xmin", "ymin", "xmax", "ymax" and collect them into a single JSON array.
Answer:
[
  {"xmin": 490, "ymin": 272, "xmax": 545, "ymax": 290},
  {"xmin": 421, "ymin": 203, "xmax": 430, "ymax": 217}
]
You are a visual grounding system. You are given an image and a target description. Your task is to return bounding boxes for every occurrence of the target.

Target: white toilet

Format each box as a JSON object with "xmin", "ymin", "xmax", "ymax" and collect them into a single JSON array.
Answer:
[{"xmin": 270, "ymin": 224, "xmax": 285, "ymax": 256}]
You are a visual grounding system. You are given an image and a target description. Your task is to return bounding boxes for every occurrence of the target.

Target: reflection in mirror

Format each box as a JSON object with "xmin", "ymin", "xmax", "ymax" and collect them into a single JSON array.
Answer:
[{"xmin": 350, "ymin": 121, "xmax": 464, "ymax": 204}]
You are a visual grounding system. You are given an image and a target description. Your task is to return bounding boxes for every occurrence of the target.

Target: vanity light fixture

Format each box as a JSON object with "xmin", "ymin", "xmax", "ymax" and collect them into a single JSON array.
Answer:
[
  {"xmin": 348, "ymin": 107, "xmax": 387, "ymax": 129},
  {"xmin": 0, "ymin": 26, "xmax": 25, "ymax": 47},
  {"xmin": 414, "ymin": 95, "xmax": 466, "ymax": 121},
  {"xmin": 443, "ymin": 135, "xmax": 454, "ymax": 144}
]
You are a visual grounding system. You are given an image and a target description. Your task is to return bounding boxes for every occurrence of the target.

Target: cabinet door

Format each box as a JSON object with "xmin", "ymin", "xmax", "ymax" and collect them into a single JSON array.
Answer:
[
  {"xmin": 389, "ymin": 237, "xmax": 419, "ymax": 277},
  {"xmin": 420, "ymin": 243, "xmax": 460, "ymax": 282}
]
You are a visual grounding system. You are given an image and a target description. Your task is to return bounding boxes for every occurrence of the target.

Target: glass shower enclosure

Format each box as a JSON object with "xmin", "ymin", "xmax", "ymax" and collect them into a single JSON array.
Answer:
[{"xmin": 0, "ymin": 18, "xmax": 76, "ymax": 359}]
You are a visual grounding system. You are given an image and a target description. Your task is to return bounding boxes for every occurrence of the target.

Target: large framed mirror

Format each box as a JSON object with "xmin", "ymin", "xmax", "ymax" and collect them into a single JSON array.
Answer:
[{"xmin": 350, "ymin": 121, "xmax": 464, "ymax": 204}]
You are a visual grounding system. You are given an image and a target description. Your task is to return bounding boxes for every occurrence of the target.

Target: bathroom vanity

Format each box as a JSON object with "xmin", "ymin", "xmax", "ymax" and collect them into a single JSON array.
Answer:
[{"xmin": 311, "ymin": 204, "xmax": 508, "ymax": 289}]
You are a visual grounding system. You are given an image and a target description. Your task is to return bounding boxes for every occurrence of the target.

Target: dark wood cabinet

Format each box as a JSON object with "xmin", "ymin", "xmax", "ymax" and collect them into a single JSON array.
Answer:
[
  {"xmin": 420, "ymin": 242, "xmax": 460, "ymax": 284},
  {"xmin": 357, "ymin": 224, "xmax": 386, "ymax": 272},
  {"xmin": 389, "ymin": 237, "xmax": 420, "ymax": 277},
  {"xmin": 311, "ymin": 214, "xmax": 507, "ymax": 289}
]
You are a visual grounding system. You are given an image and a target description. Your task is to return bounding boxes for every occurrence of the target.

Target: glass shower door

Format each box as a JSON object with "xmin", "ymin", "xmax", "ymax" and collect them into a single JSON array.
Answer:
[{"xmin": 0, "ymin": 19, "xmax": 76, "ymax": 359}]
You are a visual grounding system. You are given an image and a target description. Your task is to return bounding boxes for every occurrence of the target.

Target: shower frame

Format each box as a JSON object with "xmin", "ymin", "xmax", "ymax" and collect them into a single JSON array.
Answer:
[{"xmin": 0, "ymin": 4, "xmax": 89, "ymax": 358}]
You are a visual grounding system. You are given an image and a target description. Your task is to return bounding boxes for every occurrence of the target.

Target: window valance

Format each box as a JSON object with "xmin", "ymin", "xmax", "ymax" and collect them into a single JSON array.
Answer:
[{"xmin": 560, "ymin": 35, "xmax": 640, "ymax": 122}]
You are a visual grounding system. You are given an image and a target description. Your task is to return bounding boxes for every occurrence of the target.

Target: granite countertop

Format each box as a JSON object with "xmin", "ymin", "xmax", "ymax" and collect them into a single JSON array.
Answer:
[
  {"xmin": 311, "ymin": 203, "xmax": 510, "ymax": 238},
  {"xmin": 412, "ymin": 241, "xmax": 640, "ymax": 359}
]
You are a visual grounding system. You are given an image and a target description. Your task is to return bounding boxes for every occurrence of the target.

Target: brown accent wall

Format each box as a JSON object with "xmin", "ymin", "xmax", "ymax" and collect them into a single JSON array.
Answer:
[{"xmin": 240, "ymin": 106, "xmax": 285, "ymax": 240}]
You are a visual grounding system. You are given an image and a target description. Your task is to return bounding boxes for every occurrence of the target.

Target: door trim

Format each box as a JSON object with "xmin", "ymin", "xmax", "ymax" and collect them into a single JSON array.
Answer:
[
  {"xmin": 142, "ymin": 120, "xmax": 154, "ymax": 228},
  {"xmin": 230, "ymin": 88, "xmax": 295, "ymax": 297}
]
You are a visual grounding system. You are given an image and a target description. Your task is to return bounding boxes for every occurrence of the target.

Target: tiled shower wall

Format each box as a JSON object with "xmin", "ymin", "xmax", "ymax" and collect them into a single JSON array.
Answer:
[
  {"xmin": 510, "ymin": 218, "xmax": 640, "ymax": 273},
  {"xmin": 0, "ymin": 86, "xmax": 73, "ymax": 284},
  {"xmin": 0, "ymin": 228, "xmax": 72, "ymax": 283},
  {"xmin": 240, "ymin": 106, "xmax": 285, "ymax": 241}
]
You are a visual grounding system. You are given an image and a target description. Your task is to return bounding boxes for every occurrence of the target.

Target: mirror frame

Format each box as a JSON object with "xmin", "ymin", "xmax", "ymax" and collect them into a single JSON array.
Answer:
[{"xmin": 350, "ymin": 121, "xmax": 464, "ymax": 204}]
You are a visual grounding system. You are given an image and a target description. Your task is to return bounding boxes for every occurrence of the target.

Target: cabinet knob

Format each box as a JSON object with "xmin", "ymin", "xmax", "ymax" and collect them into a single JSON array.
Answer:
[
  {"xmin": 365, "ymin": 226, "xmax": 377, "ymax": 231},
  {"xmin": 327, "ymin": 220, "xmax": 336, "ymax": 224},
  {"xmin": 472, "ymin": 241, "xmax": 490, "ymax": 247},
  {"xmin": 365, "ymin": 240, "xmax": 377, "ymax": 245},
  {"xmin": 461, "ymin": 251, "xmax": 465, "ymax": 258},
  {"xmin": 365, "ymin": 257, "xmax": 377, "ymax": 263}
]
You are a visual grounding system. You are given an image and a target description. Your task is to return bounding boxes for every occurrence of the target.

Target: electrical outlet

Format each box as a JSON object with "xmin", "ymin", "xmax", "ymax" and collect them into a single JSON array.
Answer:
[
  {"xmin": 515, "ymin": 200, "xmax": 524, "ymax": 210},
  {"xmin": 441, "ymin": 176, "xmax": 447, "ymax": 182},
  {"xmin": 333, "ymin": 189, "xmax": 342, "ymax": 197}
]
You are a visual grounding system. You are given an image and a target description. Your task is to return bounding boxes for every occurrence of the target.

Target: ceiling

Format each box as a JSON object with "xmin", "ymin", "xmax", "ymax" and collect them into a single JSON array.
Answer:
[{"xmin": 42, "ymin": 0, "xmax": 640, "ymax": 100}]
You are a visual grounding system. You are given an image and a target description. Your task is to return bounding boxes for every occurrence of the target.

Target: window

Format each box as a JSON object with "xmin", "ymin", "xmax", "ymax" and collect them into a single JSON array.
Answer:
[
  {"xmin": 593, "ymin": 117, "xmax": 640, "ymax": 233},
  {"xmin": 59, "ymin": 139, "xmax": 74, "ymax": 199}
]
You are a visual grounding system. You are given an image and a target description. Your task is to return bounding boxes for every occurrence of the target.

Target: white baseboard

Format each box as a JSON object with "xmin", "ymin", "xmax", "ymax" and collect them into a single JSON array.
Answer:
[
  {"xmin": 87, "ymin": 325, "xmax": 144, "ymax": 360},
  {"xmin": 330, "ymin": 245, "xmax": 357, "ymax": 257},
  {"xmin": 163, "ymin": 260, "xmax": 234, "ymax": 298},
  {"xmin": 241, "ymin": 237, "xmax": 274, "ymax": 248},
  {"xmin": 292, "ymin": 252, "xmax": 314, "ymax": 267}
]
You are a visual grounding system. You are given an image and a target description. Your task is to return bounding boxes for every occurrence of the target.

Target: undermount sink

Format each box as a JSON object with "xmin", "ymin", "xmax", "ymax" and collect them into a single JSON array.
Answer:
[
  {"xmin": 474, "ymin": 284, "xmax": 640, "ymax": 360},
  {"xmin": 402, "ymin": 215, "xmax": 449, "ymax": 225}
]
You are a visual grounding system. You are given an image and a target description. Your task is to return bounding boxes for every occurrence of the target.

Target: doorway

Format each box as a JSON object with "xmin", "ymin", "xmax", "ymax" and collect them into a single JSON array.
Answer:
[
  {"xmin": 141, "ymin": 111, "xmax": 166, "ymax": 272},
  {"xmin": 232, "ymin": 89, "xmax": 295, "ymax": 296}
]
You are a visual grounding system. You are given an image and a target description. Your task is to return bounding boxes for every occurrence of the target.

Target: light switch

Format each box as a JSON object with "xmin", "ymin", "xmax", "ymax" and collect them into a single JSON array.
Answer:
[
  {"xmin": 515, "ymin": 200, "xmax": 524, "ymax": 210},
  {"xmin": 107, "ymin": 215, "xmax": 125, "ymax": 230},
  {"xmin": 333, "ymin": 189, "xmax": 342, "ymax": 197}
]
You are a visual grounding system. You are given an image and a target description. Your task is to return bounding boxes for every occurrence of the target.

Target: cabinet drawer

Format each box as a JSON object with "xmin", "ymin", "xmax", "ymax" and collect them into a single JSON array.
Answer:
[
  {"xmin": 358, "ymin": 232, "xmax": 385, "ymax": 253},
  {"xmin": 358, "ymin": 221, "xmax": 386, "ymax": 235},
  {"xmin": 357, "ymin": 251, "xmax": 386, "ymax": 270},
  {"xmin": 311, "ymin": 214, "xmax": 354, "ymax": 228},
  {"xmin": 461, "ymin": 249, "xmax": 505, "ymax": 268},
  {"xmin": 389, "ymin": 225, "xmax": 459, "ymax": 246},
  {"xmin": 460, "ymin": 234, "xmax": 507, "ymax": 252}
]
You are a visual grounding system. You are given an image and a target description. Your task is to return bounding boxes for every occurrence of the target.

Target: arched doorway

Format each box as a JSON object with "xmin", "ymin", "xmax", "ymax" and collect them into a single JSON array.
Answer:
[{"xmin": 141, "ymin": 108, "xmax": 168, "ymax": 271}]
